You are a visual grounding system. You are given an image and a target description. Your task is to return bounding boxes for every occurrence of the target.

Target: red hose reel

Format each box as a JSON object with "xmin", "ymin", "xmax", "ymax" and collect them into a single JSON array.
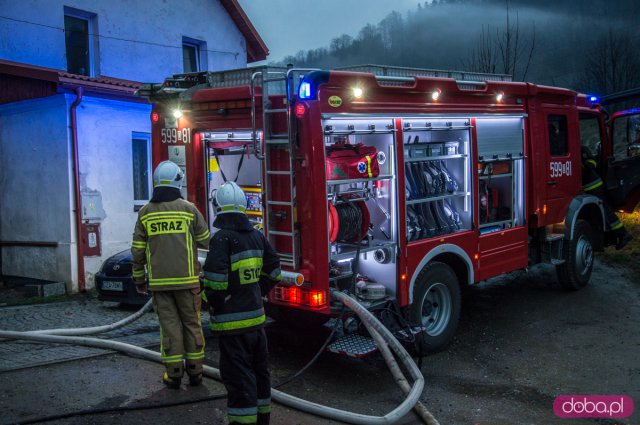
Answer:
[{"xmin": 328, "ymin": 200, "xmax": 370, "ymax": 243}]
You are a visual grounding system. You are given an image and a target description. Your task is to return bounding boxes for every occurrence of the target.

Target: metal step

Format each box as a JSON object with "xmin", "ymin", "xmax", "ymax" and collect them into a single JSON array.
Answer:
[
  {"xmin": 279, "ymin": 259, "xmax": 295, "ymax": 268},
  {"xmin": 551, "ymin": 258, "xmax": 566, "ymax": 265},
  {"xmin": 266, "ymin": 170, "xmax": 292, "ymax": 175},
  {"xmin": 265, "ymin": 108, "xmax": 288, "ymax": 114},
  {"xmin": 265, "ymin": 138, "xmax": 289, "ymax": 145},
  {"xmin": 327, "ymin": 334, "xmax": 378, "ymax": 358},
  {"xmin": 267, "ymin": 200, "xmax": 295, "ymax": 206},
  {"xmin": 546, "ymin": 233, "xmax": 565, "ymax": 242},
  {"xmin": 269, "ymin": 230, "xmax": 295, "ymax": 236}
]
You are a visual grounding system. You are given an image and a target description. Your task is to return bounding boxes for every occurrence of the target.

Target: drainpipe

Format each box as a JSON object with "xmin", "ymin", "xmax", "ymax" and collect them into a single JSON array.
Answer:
[{"xmin": 70, "ymin": 87, "xmax": 86, "ymax": 292}]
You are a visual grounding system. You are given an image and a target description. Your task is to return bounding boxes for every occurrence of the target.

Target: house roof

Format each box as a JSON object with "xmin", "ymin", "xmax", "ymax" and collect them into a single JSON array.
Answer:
[
  {"xmin": 219, "ymin": 0, "xmax": 269, "ymax": 62},
  {"xmin": 0, "ymin": 59, "xmax": 143, "ymax": 102}
]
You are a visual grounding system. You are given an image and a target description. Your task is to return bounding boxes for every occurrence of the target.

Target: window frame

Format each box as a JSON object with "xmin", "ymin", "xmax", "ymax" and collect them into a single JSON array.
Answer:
[
  {"xmin": 63, "ymin": 6, "xmax": 99, "ymax": 77},
  {"xmin": 182, "ymin": 37, "xmax": 208, "ymax": 73},
  {"xmin": 132, "ymin": 132, "xmax": 152, "ymax": 211}
]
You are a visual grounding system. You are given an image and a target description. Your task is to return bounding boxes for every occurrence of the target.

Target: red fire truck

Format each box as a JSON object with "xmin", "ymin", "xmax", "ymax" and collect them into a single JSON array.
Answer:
[{"xmin": 137, "ymin": 65, "xmax": 640, "ymax": 354}]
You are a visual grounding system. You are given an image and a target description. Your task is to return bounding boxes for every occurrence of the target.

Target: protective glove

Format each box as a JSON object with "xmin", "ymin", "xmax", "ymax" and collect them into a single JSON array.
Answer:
[{"xmin": 134, "ymin": 280, "xmax": 148, "ymax": 295}]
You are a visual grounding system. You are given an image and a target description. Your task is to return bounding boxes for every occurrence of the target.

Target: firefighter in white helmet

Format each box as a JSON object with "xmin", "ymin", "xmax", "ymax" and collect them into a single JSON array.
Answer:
[
  {"xmin": 131, "ymin": 160, "xmax": 211, "ymax": 388},
  {"xmin": 203, "ymin": 181, "xmax": 281, "ymax": 425}
]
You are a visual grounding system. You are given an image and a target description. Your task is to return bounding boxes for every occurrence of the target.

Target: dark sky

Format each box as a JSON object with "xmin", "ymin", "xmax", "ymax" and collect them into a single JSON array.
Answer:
[{"xmin": 237, "ymin": 0, "xmax": 422, "ymax": 62}]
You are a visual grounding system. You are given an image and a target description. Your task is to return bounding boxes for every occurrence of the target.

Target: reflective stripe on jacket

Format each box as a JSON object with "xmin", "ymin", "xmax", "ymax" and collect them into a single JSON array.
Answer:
[
  {"xmin": 131, "ymin": 198, "xmax": 210, "ymax": 291},
  {"xmin": 203, "ymin": 213, "xmax": 281, "ymax": 335}
]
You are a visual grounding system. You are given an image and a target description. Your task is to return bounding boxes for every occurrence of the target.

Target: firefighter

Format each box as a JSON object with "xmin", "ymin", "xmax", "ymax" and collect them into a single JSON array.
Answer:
[
  {"xmin": 131, "ymin": 160, "xmax": 211, "ymax": 388},
  {"xmin": 202, "ymin": 181, "xmax": 281, "ymax": 425},
  {"xmin": 581, "ymin": 146, "xmax": 632, "ymax": 250}
]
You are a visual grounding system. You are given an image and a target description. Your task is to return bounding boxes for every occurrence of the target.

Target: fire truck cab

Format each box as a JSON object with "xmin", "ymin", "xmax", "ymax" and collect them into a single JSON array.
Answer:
[{"xmin": 137, "ymin": 65, "xmax": 640, "ymax": 354}]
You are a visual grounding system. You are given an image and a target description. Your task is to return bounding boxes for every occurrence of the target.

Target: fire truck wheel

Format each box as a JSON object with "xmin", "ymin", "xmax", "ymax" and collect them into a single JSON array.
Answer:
[
  {"xmin": 410, "ymin": 262, "xmax": 461, "ymax": 354},
  {"xmin": 556, "ymin": 219, "xmax": 594, "ymax": 290}
]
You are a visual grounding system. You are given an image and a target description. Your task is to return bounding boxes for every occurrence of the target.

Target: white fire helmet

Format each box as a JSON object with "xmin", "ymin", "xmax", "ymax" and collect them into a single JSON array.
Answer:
[
  {"xmin": 212, "ymin": 181, "xmax": 247, "ymax": 215},
  {"xmin": 153, "ymin": 160, "xmax": 184, "ymax": 189}
]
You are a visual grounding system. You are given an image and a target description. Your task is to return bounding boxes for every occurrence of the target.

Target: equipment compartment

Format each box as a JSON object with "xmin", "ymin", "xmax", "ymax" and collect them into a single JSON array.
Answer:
[
  {"xmin": 324, "ymin": 117, "xmax": 399, "ymax": 299},
  {"xmin": 402, "ymin": 117, "xmax": 472, "ymax": 242}
]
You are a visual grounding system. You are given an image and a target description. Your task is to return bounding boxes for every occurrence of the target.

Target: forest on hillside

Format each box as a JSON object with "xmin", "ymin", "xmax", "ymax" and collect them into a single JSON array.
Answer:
[{"xmin": 275, "ymin": 0, "xmax": 640, "ymax": 99}]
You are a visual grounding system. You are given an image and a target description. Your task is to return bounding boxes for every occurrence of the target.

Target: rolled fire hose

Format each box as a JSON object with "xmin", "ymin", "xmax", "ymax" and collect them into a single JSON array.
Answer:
[
  {"xmin": 367, "ymin": 324, "xmax": 439, "ymax": 425},
  {"xmin": 0, "ymin": 291, "xmax": 425, "ymax": 425}
]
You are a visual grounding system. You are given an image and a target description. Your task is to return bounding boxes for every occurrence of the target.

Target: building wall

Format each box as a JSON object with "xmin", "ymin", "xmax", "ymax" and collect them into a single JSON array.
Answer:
[
  {"xmin": 0, "ymin": 0, "xmax": 248, "ymax": 81},
  {"xmin": 75, "ymin": 96, "xmax": 152, "ymax": 288},
  {"xmin": 0, "ymin": 95, "xmax": 75, "ymax": 285}
]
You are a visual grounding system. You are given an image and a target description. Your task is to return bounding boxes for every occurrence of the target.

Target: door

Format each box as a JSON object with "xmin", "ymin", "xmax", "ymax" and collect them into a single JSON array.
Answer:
[
  {"xmin": 606, "ymin": 111, "xmax": 640, "ymax": 212},
  {"xmin": 543, "ymin": 110, "xmax": 581, "ymax": 224}
]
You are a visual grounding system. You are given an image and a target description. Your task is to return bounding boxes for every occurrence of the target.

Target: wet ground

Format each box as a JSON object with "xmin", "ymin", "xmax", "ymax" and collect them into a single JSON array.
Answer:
[{"xmin": 0, "ymin": 258, "xmax": 638, "ymax": 424}]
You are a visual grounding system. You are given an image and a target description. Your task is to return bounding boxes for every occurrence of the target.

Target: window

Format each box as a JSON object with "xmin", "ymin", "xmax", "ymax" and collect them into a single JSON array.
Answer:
[
  {"xmin": 547, "ymin": 115, "xmax": 568, "ymax": 156},
  {"xmin": 612, "ymin": 115, "xmax": 640, "ymax": 161},
  {"xmin": 182, "ymin": 37, "xmax": 207, "ymax": 72},
  {"xmin": 579, "ymin": 113, "xmax": 602, "ymax": 157},
  {"xmin": 64, "ymin": 7, "xmax": 97, "ymax": 76},
  {"xmin": 132, "ymin": 133, "xmax": 152, "ymax": 210}
]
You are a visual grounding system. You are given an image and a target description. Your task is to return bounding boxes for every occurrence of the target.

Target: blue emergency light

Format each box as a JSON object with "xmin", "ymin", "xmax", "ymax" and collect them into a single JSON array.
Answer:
[{"xmin": 298, "ymin": 81, "xmax": 311, "ymax": 99}]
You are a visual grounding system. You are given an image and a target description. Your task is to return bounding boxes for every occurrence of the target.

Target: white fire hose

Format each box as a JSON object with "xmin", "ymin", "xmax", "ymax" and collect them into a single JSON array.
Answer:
[{"xmin": 0, "ymin": 291, "xmax": 432, "ymax": 425}]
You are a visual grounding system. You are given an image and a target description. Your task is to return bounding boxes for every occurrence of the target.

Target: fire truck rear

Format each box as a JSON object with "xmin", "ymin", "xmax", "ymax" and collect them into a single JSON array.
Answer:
[{"xmin": 137, "ymin": 65, "xmax": 640, "ymax": 354}]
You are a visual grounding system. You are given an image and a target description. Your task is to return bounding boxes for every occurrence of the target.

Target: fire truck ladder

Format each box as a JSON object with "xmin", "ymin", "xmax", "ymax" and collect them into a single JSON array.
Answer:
[{"xmin": 251, "ymin": 69, "xmax": 300, "ymax": 269}]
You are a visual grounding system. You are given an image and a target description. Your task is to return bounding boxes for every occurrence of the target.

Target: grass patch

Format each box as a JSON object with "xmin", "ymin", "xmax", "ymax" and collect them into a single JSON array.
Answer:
[{"xmin": 600, "ymin": 211, "xmax": 640, "ymax": 280}]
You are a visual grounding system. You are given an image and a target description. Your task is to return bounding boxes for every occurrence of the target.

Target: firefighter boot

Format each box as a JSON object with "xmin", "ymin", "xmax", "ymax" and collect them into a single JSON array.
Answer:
[
  {"xmin": 616, "ymin": 228, "xmax": 633, "ymax": 250},
  {"xmin": 188, "ymin": 373, "xmax": 202, "ymax": 386},
  {"xmin": 187, "ymin": 362, "xmax": 203, "ymax": 386},
  {"xmin": 163, "ymin": 364, "xmax": 183, "ymax": 389},
  {"xmin": 163, "ymin": 372, "xmax": 181, "ymax": 389},
  {"xmin": 257, "ymin": 412, "xmax": 270, "ymax": 425}
]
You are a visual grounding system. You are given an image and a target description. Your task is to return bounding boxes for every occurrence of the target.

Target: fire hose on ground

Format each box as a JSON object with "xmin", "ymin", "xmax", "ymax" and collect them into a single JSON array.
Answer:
[{"xmin": 0, "ymin": 290, "xmax": 438, "ymax": 425}]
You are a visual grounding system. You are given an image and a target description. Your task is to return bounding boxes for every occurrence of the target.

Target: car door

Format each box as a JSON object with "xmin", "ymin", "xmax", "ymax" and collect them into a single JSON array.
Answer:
[
  {"xmin": 543, "ymin": 109, "xmax": 581, "ymax": 224},
  {"xmin": 605, "ymin": 110, "xmax": 640, "ymax": 212}
]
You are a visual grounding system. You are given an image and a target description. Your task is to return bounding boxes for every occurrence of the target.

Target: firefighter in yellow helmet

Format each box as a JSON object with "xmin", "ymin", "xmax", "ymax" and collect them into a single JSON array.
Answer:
[
  {"xmin": 203, "ymin": 181, "xmax": 281, "ymax": 425},
  {"xmin": 131, "ymin": 160, "xmax": 211, "ymax": 388}
]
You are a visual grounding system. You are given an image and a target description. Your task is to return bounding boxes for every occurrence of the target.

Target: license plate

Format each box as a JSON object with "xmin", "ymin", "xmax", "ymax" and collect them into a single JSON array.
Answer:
[{"xmin": 102, "ymin": 280, "xmax": 123, "ymax": 291}]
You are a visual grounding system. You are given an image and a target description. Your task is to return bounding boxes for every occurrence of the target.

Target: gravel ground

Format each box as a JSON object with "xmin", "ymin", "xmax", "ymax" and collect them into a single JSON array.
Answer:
[{"xmin": 0, "ymin": 258, "xmax": 638, "ymax": 424}]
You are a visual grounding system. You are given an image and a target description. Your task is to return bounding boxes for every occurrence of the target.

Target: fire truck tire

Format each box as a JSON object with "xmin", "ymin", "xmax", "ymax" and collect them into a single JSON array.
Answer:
[
  {"xmin": 410, "ymin": 262, "xmax": 461, "ymax": 354},
  {"xmin": 556, "ymin": 219, "xmax": 594, "ymax": 290}
]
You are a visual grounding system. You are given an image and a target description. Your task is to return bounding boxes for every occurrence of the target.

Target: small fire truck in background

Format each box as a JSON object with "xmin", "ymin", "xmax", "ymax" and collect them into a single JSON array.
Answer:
[{"xmin": 136, "ymin": 65, "xmax": 640, "ymax": 354}]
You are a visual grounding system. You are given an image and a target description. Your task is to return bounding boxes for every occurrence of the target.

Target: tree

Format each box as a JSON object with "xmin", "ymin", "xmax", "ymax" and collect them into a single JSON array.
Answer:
[
  {"xmin": 576, "ymin": 30, "xmax": 640, "ymax": 95},
  {"xmin": 463, "ymin": 1, "xmax": 536, "ymax": 80}
]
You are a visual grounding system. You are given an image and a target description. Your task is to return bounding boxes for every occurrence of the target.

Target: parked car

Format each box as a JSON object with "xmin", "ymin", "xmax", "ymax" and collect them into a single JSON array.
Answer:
[
  {"xmin": 96, "ymin": 249, "xmax": 149, "ymax": 305},
  {"xmin": 96, "ymin": 249, "xmax": 209, "ymax": 305}
]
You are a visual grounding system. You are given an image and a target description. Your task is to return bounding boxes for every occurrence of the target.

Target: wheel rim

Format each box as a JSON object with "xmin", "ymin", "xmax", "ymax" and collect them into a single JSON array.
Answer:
[
  {"xmin": 576, "ymin": 235, "xmax": 593, "ymax": 277},
  {"xmin": 420, "ymin": 282, "xmax": 452, "ymax": 336}
]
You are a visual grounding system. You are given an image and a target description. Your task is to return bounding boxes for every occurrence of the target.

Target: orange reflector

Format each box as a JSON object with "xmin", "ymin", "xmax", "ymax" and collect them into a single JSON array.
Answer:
[
  {"xmin": 474, "ymin": 253, "xmax": 479, "ymax": 260},
  {"xmin": 543, "ymin": 204, "xmax": 547, "ymax": 214},
  {"xmin": 401, "ymin": 274, "xmax": 406, "ymax": 281}
]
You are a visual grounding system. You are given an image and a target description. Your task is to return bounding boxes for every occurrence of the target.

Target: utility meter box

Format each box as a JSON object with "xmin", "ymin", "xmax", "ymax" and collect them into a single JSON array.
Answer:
[{"xmin": 82, "ymin": 223, "xmax": 101, "ymax": 256}]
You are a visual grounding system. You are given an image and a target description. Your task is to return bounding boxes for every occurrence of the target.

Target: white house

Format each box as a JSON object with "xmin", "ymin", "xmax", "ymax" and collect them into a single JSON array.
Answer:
[{"xmin": 0, "ymin": 0, "xmax": 268, "ymax": 293}]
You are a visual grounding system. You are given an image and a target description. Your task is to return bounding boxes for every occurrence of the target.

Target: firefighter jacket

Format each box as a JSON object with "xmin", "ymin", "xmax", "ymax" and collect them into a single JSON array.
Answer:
[
  {"xmin": 581, "ymin": 151, "xmax": 604, "ymax": 193},
  {"xmin": 202, "ymin": 213, "xmax": 282, "ymax": 335},
  {"xmin": 131, "ymin": 187, "xmax": 210, "ymax": 291}
]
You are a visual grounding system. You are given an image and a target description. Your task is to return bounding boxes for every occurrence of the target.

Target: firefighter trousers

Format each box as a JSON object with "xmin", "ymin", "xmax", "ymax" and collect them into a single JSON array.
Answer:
[
  {"xmin": 585, "ymin": 186, "xmax": 626, "ymax": 235},
  {"xmin": 152, "ymin": 288, "xmax": 205, "ymax": 379},
  {"xmin": 219, "ymin": 328, "xmax": 271, "ymax": 425}
]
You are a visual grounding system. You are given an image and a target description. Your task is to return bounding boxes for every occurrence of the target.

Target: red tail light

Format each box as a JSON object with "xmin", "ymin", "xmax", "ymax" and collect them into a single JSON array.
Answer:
[
  {"xmin": 294, "ymin": 104, "xmax": 306, "ymax": 118},
  {"xmin": 151, "ymin": 112, "xmax": 159, "ymax": 123},
  {"xmin": 274, "ymin": 285, "xmax": 326, "ymax": 307}
]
